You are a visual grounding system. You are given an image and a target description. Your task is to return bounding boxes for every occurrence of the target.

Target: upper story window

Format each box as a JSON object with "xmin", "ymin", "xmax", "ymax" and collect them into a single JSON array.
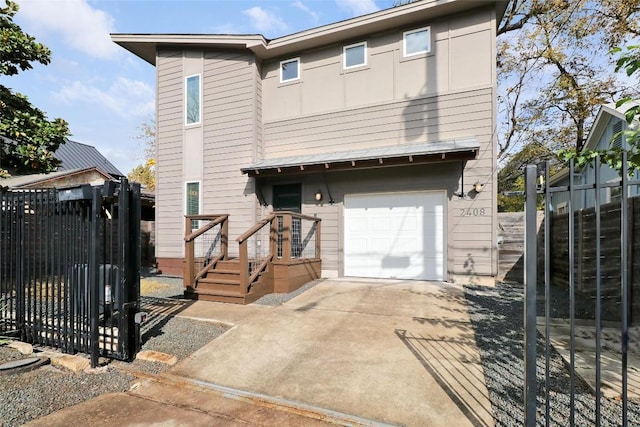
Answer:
[
  {"xmin": 185, "ymin": 74, "xmax": 201, "ymax": 125},
  {"xmin": 403, "ymin": 26, "xmax": 431, "ymax": 57},
  {"xmin": 343, "ymin": 42, "xmax": 367, "ymax": 69},
  {"xmin": 280, "ymin": 58, "xmax": 300, "ymax": 83}
]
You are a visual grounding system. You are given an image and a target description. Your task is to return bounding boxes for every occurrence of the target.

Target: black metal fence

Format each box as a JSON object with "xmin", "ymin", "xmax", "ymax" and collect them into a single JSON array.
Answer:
[
  {"xmin": 524, "ymin": 156, "xmax": 636, "ymax": 426},
  {"xmin": 0, "ymin": 179, "xmax": 142, "ymax": 367}
]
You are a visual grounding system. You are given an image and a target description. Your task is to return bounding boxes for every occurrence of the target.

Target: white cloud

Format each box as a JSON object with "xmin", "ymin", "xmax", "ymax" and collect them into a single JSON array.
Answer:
[
  {"xmin": 54, "ymin": 78, "xmax": 154, "ymax": 118},
  {"xmin": 243, "ymin": 6, "xmax": 288, "ymax": 34},
  {"xmin": 292, "ymin": 1, "xmax": 319, "ymax": 23},
  {"xmin": 18, "ymin": 0, "xmax": 118, "ymax": 59},
  {"xmin": 335, "ymin": 0, "xmax": 380, "ymax": 16}
]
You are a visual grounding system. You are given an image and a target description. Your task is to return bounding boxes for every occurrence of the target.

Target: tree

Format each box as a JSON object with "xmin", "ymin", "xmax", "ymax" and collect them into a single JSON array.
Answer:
[
  {"xmin": 0, "ymin": 0, "xmax": 69, "ymax": 177},
  {"xmin": 127, "ymin": 118, "xmax": 156, "ymax": 191},
  {"xmin": 559, "ymin": 45, "xmax": 640, "ymax": 176},
  {"xmin": 498, "ymin": 0, "xmax": 639, "ymax": 161},
  {"xmin": 495, "ymin": 0, "xmax": 640, "ymax": 211}
]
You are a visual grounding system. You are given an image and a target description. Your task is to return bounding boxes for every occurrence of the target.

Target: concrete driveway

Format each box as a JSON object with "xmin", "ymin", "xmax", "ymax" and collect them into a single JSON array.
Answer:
[
  {"xmin": 26, "ymin": 278, "xmax": 493, "ymax": 426},
  {"xmin": 171, "ymin": 278, "xmax": 493, "ymax": 426}
]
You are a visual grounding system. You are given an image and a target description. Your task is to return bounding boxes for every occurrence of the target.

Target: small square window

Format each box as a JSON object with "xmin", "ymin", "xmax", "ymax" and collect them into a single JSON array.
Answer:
[
  {"xmin": 280, "ymin": 58, "xmax": 300, "ymax": 83},
  {"xmin": 344, "ymin": 42, "xmax": 367, "ymax": 69},
  {"xmin": 403, "ymin": 27, "xmax": 430, "ymax": 57}
]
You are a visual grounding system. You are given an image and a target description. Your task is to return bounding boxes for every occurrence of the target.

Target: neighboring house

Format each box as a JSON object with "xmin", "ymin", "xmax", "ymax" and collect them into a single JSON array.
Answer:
[
  {"xmin": 55, "ymin": 139, "xmax": 124, "ymax": 178},
  {"xmin": 551, "ymin": 101, "xmax": 640, "ymax": 213},
  {"xmin": 0, "ymin": 138, "xmax": 124, "ymax": 190},
  {"xmin": 0, "ymin": 166, "xmax": 116, "ymax": 190},
  {"xmin": 113, "ymin": 0, "xmax": 507, "ymax": 284}
]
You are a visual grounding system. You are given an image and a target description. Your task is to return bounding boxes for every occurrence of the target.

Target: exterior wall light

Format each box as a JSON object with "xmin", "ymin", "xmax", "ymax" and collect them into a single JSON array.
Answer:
[
  {"xmin": 474, "ymin": 181, "xmax": 484, "ymax": 193},
  {"xmin": 315, "ymin": 190, "xmax": 323, "ymax": 201}
]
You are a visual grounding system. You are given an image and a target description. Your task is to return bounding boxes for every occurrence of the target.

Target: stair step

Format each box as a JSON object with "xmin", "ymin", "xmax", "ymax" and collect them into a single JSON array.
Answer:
[
  {"xmin": 208, "ymin": 269, "xmax": 240, "ymax": 275},
  {"xmin": 215, "ymin": 261, "xmax": 240, "ymax": 272},
  {"xmin": 204, "ymin": 271, "xmax": 241, "ymax": 281},
  {"xmin": 199, "ymin": 277, "xmax": 240, "ymax": 286}
]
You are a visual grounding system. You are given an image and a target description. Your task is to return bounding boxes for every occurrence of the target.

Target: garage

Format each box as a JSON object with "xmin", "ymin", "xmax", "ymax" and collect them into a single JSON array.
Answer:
[{"xmin": 343, "ymin": 191, "xmax": 446, "ymax": 280}]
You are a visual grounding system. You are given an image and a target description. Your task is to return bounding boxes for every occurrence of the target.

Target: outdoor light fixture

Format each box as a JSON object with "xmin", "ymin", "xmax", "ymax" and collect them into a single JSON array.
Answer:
[
  {"xmin": 315, "ymin": 190, "xmax": 323, "ymax": 201},
  {"xmin": 473, "ymin": 181, "xmax": 484, "ymax": 193}
]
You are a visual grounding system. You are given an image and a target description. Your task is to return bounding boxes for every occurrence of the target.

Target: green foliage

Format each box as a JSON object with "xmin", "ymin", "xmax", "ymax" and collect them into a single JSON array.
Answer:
[
  {"xmin": 0, "ymin": 0, "xmax": 69, "ymax": 176},
  {"xmin": 128, "ymin": 158, "xmax": 156, "ymax": 191},
  {"xmin": 560, "ymin": 45, "xmax": 640, "ymax": 177},
  {"xmin": 127, "ymin": 118, "xmax": 156, "ymax": 191},
  {"xmin": 498, "ymin": 141, "xmax": 562, "ymax": 212}
]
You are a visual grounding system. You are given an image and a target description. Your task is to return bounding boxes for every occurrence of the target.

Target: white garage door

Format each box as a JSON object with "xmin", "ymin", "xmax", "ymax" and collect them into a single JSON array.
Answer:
[{"xmin": 344, "ymin": 191, "xmax": 445, "ymax": 280}]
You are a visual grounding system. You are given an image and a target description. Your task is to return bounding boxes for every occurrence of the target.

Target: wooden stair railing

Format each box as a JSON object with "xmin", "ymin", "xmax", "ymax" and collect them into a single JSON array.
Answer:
[
  {"xmin": 184, "ymin": 212, "xmax": 321, "ymax": 302},
  {"xmin": 236, "ymin": 213, "xmax": 277, "ymax": 295},
  {"xmin": 184, "ymin": 214, "xmax": 229, "ymax": 289}
]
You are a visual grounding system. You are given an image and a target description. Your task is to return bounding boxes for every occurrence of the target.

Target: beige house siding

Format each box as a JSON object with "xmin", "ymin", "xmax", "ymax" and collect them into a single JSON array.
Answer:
[
  {"xmin": 262, "ymin": 8, "xmax": 493, "ymax": 122},
  {"xmin": 155, "ymin": 48, "xmax": 261, "ymax": 261},
  {"xmin": 148, "ymin": 3, "xmax": 499, "ymax": 279},
  {"xmin": 254, "ymin": 6, "xmax": 498, "ymax": 280},
  {"xmin": 156, "ymin": 48, "xmax": 184, "ymax": 259},
  {"xmin": 201, "ymin": 50, "xmax": 259, "ymax": 252}
]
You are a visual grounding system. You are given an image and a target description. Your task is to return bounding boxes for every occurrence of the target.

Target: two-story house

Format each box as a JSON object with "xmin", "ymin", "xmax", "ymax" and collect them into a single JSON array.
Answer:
[{"xmin": 113, "ymin": 0, "xmax": 507, "ymax": 299}]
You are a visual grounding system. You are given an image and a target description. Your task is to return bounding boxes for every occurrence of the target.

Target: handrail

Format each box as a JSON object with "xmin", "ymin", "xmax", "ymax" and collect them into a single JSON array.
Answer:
[
  {"xmin": 185, "ymin": 215, "xmax": 228, "ymax": 242},
  {"xmin": 184, "ymin": 214, "xmax": 229, "ymax": 289},
  {"xmin": 247, "ymin": 254, "xmax": 273, "ymax": 287},
  {"xmin": 194, "ymin": 253, "xmax": 224, "ymax": 283},
  {"xmin": 236, "ymin": 213, "xmax": 276, "ymax": 243}
]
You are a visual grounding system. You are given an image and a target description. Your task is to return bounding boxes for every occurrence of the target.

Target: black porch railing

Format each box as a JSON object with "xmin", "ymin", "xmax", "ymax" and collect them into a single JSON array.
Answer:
[{"xmin": 0, "ymin": 179, "xmax": 142, "ymax": 367}]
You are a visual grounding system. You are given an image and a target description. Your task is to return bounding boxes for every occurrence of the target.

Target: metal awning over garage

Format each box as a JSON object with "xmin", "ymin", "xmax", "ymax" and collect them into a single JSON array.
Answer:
[{"xmin": 241, "ymin": 138, "xmax": 479, "ymax": 177}]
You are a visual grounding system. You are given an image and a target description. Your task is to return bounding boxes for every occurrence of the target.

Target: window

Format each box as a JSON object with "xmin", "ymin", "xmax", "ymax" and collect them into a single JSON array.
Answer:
[
  {"xmin": 556, "ymin": 202, "xmax": 567, "ymax": 214},
  {"xmin": 343, "ymin": 42, "xmax": 367, "ymax": 69},
  {"xmin": 280, "ymin": 58, "xmax": 300, "ymax": 83},
  {"xmin": 185, "ymin": 74, "xmax": 201, "ymax": 125},
  {"xmin": 403, "ymin": 27, "xmax": 431, "ymax": 57},
  {"xmin": 185, "ymin": 181, "xmax": 200, "ymax": 229}
]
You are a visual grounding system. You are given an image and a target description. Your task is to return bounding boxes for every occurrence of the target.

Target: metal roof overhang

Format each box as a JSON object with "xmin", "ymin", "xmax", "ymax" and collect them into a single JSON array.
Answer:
[{"xmin": 241, "ymin": 139, "xmax": 480, "ymax": 177}]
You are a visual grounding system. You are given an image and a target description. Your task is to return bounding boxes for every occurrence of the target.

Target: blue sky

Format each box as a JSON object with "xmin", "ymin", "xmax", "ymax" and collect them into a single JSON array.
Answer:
[{"xmin": 6, "ymin": 0, "xmax": 399, "ymax": 175}]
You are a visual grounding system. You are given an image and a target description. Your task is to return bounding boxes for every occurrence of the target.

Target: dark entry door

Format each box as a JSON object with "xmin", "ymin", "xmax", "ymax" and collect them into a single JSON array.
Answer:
[
  {"xmin": 272, "ymin": 184, "xmax": 302, "ymax": 257},
  {"xmin": 273, "ymin": 183, "xmax": 301, "ymax": 213}
]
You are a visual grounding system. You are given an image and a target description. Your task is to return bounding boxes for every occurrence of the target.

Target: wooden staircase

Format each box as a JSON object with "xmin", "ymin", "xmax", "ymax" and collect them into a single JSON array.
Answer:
[
  {"xmin": 184, "ymin": 212, "xmax": 321, "ymax": 305},
  {"xmin": 185, "ymin": 259, "xmax": 274, "ymax": 304}
]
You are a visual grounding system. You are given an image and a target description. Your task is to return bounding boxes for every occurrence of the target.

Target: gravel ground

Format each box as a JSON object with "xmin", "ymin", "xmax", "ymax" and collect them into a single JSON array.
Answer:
[
  {"xmin": 465, "ymin": 282, "xmax": 640, "ymax": 426},
  {"xmin": 0, "ymin": 275, "xmax": 322, "ymax": 426},
  {"xmin": 0, "ymin": 276, "xmax": 228, "ymax": 427}
]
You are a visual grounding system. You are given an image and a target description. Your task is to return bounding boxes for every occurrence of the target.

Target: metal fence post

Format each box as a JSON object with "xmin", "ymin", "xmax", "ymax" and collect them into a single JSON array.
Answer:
[
  {"xmin": 89, "ymin": 186, "xmax": 103, "ymax": 368},
  {"xmin": 524, "ymin": 164, "xmax": 538, "ymax": 427}
]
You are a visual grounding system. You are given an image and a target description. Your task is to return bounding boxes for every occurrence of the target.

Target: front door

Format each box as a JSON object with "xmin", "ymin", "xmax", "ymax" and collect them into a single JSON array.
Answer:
[{"xmin": 273, "ymin": 184, "xmax": 302, "ymax": 257}]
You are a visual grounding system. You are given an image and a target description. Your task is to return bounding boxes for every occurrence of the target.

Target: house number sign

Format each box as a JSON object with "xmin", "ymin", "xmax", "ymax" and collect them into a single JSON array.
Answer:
[{"xmin": 460, "ymin": 208, "xmax": 486, "ymax": 217}]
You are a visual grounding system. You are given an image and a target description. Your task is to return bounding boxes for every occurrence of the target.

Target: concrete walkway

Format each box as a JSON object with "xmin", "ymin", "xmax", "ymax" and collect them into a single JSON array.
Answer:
[{"xmin": 27, "ymin": 278, "xmax": 494, "ymax": 426}]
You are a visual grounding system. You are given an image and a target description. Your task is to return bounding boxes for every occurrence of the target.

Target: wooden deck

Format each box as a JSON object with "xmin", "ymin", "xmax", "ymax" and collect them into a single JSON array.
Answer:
[{"xmin": 184, "ymin": 213, "xmax": 321, "ymax": 304}]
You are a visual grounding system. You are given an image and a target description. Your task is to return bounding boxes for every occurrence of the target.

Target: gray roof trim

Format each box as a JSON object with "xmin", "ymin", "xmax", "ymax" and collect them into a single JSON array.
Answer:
[{"xmin": 242, "ymin": 138, "xmax": 479, "ymax": 175}]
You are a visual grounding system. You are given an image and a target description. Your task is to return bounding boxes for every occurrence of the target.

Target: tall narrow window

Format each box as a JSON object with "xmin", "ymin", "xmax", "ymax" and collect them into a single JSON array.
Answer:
[
  {"xmin": 186, "ymin": 181, "xmax": 200, "ymax": 229},
  {"xmin": 403, "ymin": 27, "xmax": 431, "ymax": 57},
  {"xmin": 185, "ymin": 74, "xmax": 201, "ymax": 125},
  {"xmin": 280, "ymin": 58, "xmax": 300, "ymax": 83},
  {"xmin": 343, "ymin": 42, "xmax": 367, "ymax": 69}
]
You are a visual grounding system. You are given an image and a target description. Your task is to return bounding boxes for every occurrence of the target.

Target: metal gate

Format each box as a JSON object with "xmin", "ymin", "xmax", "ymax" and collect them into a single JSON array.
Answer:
[
  {"xmin": 524, "ymin": 155, "xmax": 636, "ymax": 426},
  {"xmin": 0, "ymin": 179, "xmax": 142, "ymax": 367}
]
